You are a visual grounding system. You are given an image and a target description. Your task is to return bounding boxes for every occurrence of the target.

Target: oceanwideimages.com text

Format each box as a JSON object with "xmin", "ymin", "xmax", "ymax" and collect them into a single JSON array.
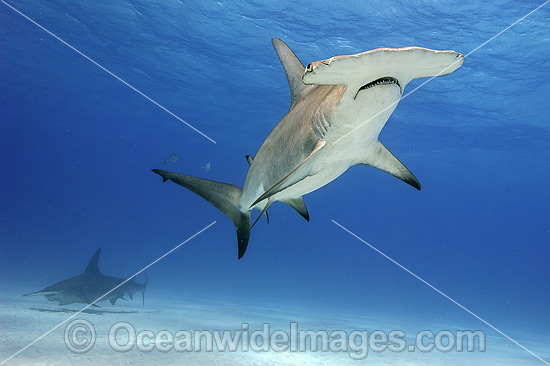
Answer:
[{"xmin": 65, "ymin": 320, "xmax": 486, "ymax": 360}]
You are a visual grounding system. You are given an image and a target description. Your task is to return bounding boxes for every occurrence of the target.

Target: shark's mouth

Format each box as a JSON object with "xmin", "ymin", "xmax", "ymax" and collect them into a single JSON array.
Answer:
[{"xmin": 355, "ymin": 77, "xmax": 400, "ymax": 99}]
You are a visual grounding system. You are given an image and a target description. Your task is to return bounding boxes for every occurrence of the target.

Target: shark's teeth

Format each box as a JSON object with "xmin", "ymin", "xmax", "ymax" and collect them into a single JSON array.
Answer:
[
  {"xmin": 353, "ymin": 77, "xmax": 400, "ymax": 100},
  {"xmin": 358, "ymin": 77, "xmax": 400, "ymax": 92}
]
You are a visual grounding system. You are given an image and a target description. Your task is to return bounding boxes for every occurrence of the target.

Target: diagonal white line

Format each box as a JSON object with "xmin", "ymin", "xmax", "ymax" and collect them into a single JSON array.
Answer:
[
  {"xmin": 332, "ymin": 0, "xmax": 549, "ymax": 146},
  {"xmin": 1, "ymin": 1, "xmax": 216, "ymax": 144},
  {"xmin": 332, "ymin": 220, "xmax": 549, "ymax": 366},
  {"xmin": 0, "ymin": 221, "xmax": 216, "ymax": 366}
]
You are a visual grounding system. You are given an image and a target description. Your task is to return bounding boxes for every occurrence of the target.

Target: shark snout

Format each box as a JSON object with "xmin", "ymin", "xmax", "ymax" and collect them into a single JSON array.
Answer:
[{"xmin": 449, "ymin": 52, "xmax": 465, "ymax": 72}]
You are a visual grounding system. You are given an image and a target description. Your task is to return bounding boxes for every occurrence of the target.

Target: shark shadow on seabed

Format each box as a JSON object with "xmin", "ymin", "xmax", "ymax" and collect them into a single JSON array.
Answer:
[{"xmin": 28, "ymin": 307, "xmax": 159, "ymax": 316}]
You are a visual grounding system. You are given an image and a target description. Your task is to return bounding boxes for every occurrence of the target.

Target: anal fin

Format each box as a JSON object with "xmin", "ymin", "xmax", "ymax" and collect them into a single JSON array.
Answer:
[{"xmin": 361, "ymin": 140, "xmax": 421, "ymax": 190}]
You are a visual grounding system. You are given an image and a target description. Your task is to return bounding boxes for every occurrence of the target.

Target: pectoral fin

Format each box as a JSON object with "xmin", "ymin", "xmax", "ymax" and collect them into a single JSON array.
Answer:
[
  {"xmin": 361, "ymin": 140, "xmax": 420, "ymax": 190},
  {"xmin": 246, "ymin": 155, "xmax": 269, "ymax": 224},
  {"xmin": 23, "ymin": 290, "xmax": 63, "ymax": 297},
  {"xmin": 280, "ymin": 197, "xmax": 310, "ymax": 221},
  {"xmin": 80, "ymin": 297, "xmax": 100, "ymax": 307}
]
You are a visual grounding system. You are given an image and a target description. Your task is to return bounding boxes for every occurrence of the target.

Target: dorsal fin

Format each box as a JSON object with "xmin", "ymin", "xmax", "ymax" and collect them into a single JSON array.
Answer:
[
  {"xmin": 84, "ymin": 248, "xmax": 102, "ymax": 274},
  {"xmin": 272, "ymin": 38, "xmax": 314, "ymax": 109}
]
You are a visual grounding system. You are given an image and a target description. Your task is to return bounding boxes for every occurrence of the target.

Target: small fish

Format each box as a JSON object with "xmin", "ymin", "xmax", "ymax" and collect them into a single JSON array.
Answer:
[
  {"xmin": 163, "ymin": 154, "xmax": 179, "ymax": 165},
  {"xmin": 200, "ymin": 162, "xmax": 211, "ymax": 172}
]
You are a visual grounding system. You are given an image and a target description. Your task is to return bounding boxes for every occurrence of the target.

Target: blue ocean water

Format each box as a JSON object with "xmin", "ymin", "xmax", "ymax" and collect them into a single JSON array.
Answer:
[{"xmin": 1, "ymin": 0, "xmax": 549, "ymax": 364}]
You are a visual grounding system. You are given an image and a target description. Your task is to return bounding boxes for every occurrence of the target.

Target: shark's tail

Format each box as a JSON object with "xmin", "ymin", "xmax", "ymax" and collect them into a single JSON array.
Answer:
[{"xmin": 152, "ymin": 169, "xmax": 251, "ymax": 259}]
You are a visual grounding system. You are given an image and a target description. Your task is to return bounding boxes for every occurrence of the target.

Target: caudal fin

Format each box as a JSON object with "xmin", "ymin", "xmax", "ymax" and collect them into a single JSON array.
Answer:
[{"xmin": 152, "ymin": 169, "xmax": 251, "ymax": 259}]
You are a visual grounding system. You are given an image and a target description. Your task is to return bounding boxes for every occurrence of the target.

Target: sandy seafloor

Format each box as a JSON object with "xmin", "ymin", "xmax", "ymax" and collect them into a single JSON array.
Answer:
[{"xmin": 1, "ymin": 282, "xmax": 547, "ymax": 365}]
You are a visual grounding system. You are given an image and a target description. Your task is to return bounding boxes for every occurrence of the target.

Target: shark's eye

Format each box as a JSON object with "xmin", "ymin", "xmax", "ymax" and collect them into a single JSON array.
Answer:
[{"xmin": 306, "ymin": 63, "xmax": 312, "ymax": 71}]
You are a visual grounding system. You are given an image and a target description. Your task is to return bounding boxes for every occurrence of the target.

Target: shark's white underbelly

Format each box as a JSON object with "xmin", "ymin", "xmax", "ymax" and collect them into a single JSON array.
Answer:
[
  {"xmin": 240, "ymin": 154, "xmax": 352, "ymax": 211},
  {"xmin": 241, "ymin": 85, "xmax": 401, "ymax": 211},
  {"xmin": 241, "ymin": 114, "xmax": 388, "ymax": 211},
  {"xmin": 271, "ymin": 163, "xmax": 348, "ymax": 201},
  {"xmin": 270, "ymin": 134, "xmax": 379, "ymax": 202}
]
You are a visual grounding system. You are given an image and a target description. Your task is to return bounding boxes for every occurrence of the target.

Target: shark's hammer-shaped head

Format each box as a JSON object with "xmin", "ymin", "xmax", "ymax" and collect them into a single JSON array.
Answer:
[
  {"xmin": 301, "ymin": 46, "xmax": 464, "ymax": 144},
  {"xmin": 302, "ymin": 46, "xmax": 464, "ymax": 95}
]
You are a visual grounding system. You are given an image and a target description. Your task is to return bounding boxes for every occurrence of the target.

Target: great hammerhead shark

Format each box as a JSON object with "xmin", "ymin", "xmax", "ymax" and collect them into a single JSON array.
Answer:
[
  {"xmin": 153, "ymin": 38, "xmax": 463, "ymax": 259},
  {"xmin": 24, "ymin": 248, "xmax": 147, "ymax": 307}
]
